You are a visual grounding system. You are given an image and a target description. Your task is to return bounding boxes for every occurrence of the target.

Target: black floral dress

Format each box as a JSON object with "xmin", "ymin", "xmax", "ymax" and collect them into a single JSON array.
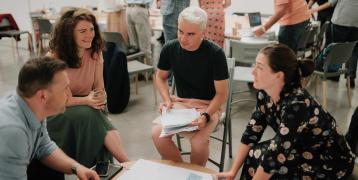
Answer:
[{"xmin": 240, "ymin": 85, "xmax": 355, "ymax": 179}]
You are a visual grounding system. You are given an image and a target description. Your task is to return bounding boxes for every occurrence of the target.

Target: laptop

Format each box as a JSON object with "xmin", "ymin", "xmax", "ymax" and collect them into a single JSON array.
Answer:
[{"xmin": 248, "ymin": 12, "xmax": 262, "ymax": 28}]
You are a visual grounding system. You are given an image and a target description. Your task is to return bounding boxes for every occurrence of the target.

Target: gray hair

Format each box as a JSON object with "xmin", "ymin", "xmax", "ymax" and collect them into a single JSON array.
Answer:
[{"xmin": 178, "ymin": 6, "xmax": 208, "ymax": 30}]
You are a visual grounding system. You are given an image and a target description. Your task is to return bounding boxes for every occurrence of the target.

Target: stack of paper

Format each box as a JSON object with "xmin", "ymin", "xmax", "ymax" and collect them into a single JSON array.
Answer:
[
  {"xmin": 118, "ymin": 159, "xmax": 213, "ymax": 180},
  {"xmin": 160, "ymin": 108, "xmax": 200, "ymax": 137}
]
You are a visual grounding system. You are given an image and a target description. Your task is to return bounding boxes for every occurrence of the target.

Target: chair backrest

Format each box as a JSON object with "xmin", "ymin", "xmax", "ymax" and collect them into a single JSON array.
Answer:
[
  {"xmin": 37, "ymin": 19, "xmax": 52, "ymax": 34},
  {"xmin": 102, "ymin": 32, "xmax": 128, "ymax": 53},
  {"xmin": 324, "ymin": 41, "xmax": 357, "ymax": 70},
  {"xmin": 306, "ymin": 25, "xmax": 319, "ymax": 47},
  {"xmin": 316, "ymin": 21, "xmax": 330, "ymax": 46},
  {"xmin": 297, "ymin": 24, "xmax": 312, "ymax": 51},
  {"xmin": 230, "ymin": 40, "xmax": 271, "ymax": 66}
]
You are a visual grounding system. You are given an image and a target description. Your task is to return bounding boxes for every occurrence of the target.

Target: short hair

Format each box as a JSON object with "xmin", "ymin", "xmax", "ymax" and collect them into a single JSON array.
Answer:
[
  {"xmin": 260, "ymin": 43, "xmax": 314, "ymax": 86},
  {"xmin": 49, "ymin": 8, "xmax": 104, "ymax": 68},
  {"xmin": 178, "ymin": 6, "xmax": 208, "ymax": 30},
  {"xmin": 17, "ymin": 56, "xmax": 67, "ymax": 98}
]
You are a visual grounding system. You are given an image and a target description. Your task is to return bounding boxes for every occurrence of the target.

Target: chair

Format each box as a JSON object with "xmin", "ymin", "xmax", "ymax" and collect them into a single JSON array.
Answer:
[
  {"xmin": 0, "ymin": 14, "xmax": 34, "ymax": 60},
  {"xmin": 296, "ymin": 24, "xmax": 314, "ymax": 59},
  {"xmin": 313, "ymin": 41, "xmax": 357, "ymax": 109},
  {"xmin": 36, "ymin": 18, "xmax": 52, "ymax": 55},
  {"xmin": 102, "ymin": 31, "xmax": 157, "ymax": 104},
  {"xmin": 314, "ymin": 21, "xmax": 330, "ymax": 53},
  {"xmin": 175, "ymin": 57, "xmax": 236, "ymax": 171},
  {"xmin": 229, "ymin": 40, "xmax": 272, "ymax": 95}
]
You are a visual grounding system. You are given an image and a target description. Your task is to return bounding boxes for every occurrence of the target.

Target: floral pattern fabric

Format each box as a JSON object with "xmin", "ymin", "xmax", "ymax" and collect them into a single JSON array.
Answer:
[{"xmin": 240, "ymin": 86, "xmax": 355, "ymax": 179}]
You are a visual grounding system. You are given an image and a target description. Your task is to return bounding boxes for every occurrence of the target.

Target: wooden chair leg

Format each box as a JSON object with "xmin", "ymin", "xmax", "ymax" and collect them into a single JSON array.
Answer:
[
  {"xmin": 10, "ymin": 38, "xmax": 16, "ymax": 62},
  {"xmin": 315, "ymin": 75, "xmax": 319, "ymax": 97},
  {"xmin": 347, "ymin": 77, "xmax": 352, "ymax": 107},
  {"xmin": 322, "ymin": 80, "xmax": 328, "ymax": 109},
  {"xmin": 135, "ymin": 74, "xmax": 139, "ymax": 95},
  {"xmin": 152, "ymin": 73, "xmax": 157, "ymax": 105}
]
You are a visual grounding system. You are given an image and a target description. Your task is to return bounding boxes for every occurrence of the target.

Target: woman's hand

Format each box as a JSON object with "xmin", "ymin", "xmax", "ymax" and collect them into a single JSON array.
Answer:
[
  {"xmin": 215, "ymin": 171, "xmax": 236, "ymax": 180},
  {"xmin": 86, "ymin": 91, "xmax": 106, "ymax": 110}
]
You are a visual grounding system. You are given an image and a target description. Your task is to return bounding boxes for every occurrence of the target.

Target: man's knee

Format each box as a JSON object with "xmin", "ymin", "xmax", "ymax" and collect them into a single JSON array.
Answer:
[
  {"xmin": 190, "ymin": 134, "xmax": 209, "ymax": 149},
  {"xmin": 151, "ymin": 125, "xmax": 162, "ymax": 140}
]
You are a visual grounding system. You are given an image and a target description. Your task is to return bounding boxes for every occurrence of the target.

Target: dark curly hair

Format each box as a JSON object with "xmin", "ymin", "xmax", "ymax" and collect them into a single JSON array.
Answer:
[{"xmin": 49, "ymin": 8, "xmax": 104, "ymax": 68}]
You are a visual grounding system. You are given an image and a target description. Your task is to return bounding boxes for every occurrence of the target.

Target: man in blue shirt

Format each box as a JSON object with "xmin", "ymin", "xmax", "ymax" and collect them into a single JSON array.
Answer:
[{"xmin": 0, "ymin": 56, "xmax": 99, "ymax": 180}]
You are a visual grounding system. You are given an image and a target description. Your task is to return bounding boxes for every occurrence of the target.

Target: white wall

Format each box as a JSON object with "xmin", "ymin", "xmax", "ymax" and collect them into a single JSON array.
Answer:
[{"xmin": 0, "ymin": 0, "xmax": 274, "ymax": 32}]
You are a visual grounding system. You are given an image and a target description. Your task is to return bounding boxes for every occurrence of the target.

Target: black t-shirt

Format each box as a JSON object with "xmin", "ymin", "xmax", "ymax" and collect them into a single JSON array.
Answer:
[
  {"xmin": 157, "ymin": 39, "xmax": 229, "ymax": 100},
  {"xmin": 316, "ymin": 0, "xmax": 334, "ymax": 22}
]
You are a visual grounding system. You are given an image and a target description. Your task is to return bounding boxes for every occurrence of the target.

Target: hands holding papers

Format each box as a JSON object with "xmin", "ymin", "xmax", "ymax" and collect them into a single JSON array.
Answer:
[{"xmin": 160, "ymin": 108, "xmax": 200, "ymax": 137}]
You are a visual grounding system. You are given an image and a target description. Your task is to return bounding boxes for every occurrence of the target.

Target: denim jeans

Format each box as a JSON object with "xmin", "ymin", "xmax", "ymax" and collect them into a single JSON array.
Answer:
[
  {"xmin": 163, "ymin": 13, "xmax": 179, "ymax": 42},
  {"xmin": 332, "ymin": 23, "xmax": 358, "ymax": 80},
  {"xmin": 278, "ymin": 20, "xmax": 310, "ymax": 52}
]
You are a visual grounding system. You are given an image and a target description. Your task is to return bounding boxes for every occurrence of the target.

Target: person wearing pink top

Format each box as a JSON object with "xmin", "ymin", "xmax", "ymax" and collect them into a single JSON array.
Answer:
[
  {"xmin": 254, "ymin": 0, "xmax": 311, "ymax": 52},
  {"xmin": 31, "ymin": 9, "xmax": 129, "ymax": 176}
]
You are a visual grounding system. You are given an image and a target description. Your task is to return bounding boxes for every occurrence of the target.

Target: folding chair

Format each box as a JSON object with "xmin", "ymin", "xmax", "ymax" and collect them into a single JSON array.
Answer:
[
  {"xmin": 36, "ymin": 18, "xmax": 52, "ymax": 55},
  {"xmin": 175, "ymin": 58, "xmax": 235, "ymax": 171},
  {"xmin": 229, "ymin": 40, "xmax": 272, "ymax": 95},
  {"xmin": 313, "ymin": 41, "xmax": 357, "ymax": 109},
  {"xmin": 102, "ymin": 31, "xmax": 157, "ymax": 104},
  {"xmin": 0, "ymin": 14, "xmax": 34, "ymax": 60}
]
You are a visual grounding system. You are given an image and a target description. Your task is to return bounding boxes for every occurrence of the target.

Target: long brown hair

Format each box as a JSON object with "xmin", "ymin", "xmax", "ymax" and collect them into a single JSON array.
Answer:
[
  {"xmin": 260, "ymin": 43, "xmax": 314, "ymax": 86},
  {"xmin": 49, "ymin": 8, "xmax": 104, "ymax": 68}
]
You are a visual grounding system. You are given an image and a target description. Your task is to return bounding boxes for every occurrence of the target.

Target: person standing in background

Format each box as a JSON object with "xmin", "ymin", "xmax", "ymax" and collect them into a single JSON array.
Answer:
[
  {"xmin": 126, "ymin": 0, "xmax": 153, "ymax": 64},
  {"xmin": 330, "ymin": 0, "xmax": 358, "ymax": 88},
  {"xmin": 254, "ymin": 0, "xmax": 311, "ymax": 52},
  {"xmin": 99, "ymin": 0, "xmax": 129, "ymax": 44},
  {"xmin": 199, "ymin": 0, "xmax": 231, "ymax": 48},
  {"xmin": 308, "ymin": 0, "xmax": 337, "ymax": 47},
  {"xmin": 156, "ymin": 0, "xmax": 190, "ymax": 42}
]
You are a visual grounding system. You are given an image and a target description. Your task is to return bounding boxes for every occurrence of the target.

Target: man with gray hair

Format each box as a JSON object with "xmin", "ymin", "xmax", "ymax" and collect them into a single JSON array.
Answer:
[{"xmin": 152, "ymin": 6, "xmax": 229, "ymax": 166}]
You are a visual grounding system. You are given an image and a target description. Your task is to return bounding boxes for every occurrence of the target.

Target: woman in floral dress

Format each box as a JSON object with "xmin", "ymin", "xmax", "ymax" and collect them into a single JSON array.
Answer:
[
  {"xmin": 217, "ymin": 43, "xmax": 355, "ymax": 180},
  {"xmin": 199, "ymin": 0, "xmax": 231, "ymax": 47}
]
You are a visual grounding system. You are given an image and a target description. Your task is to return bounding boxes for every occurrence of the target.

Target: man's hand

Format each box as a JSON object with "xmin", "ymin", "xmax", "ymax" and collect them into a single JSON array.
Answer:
[
  {"xmin": 156, "ymin": 0, "xmax": 161, "ymax": 9},
  {"xmin": 191, "ymin": 116, "xmax": 207, "ymax": 130},
  {"xmin": 253, "ymin": 26, "xmax": 265, "ymax": 37},
  {"xmin": 159, "ymin": 100, "xmax": 173, "ymax": 113},
  {"xmin": 76, "ymin": 165, "xmax": 99, "ymax": 180}
]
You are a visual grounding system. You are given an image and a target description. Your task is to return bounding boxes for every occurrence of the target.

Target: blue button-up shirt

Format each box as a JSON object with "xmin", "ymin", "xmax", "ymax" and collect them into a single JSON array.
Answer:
[
  {"xmin": 127, "ymin": 0, "xmax": 153, "ymax": 6},
  {"xmin": 0, "ymin": 92, "xmax": 57, "ymax": 180}
]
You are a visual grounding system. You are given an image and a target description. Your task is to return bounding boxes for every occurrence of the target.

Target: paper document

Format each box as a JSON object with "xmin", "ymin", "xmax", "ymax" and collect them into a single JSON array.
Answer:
[
  {"xmin": 117, "ymin": 159, "xmax": 213, "ymax": 180},
  {"xmin": 160, "ymin": 108, "xmax": 200, "ymax": 137}
]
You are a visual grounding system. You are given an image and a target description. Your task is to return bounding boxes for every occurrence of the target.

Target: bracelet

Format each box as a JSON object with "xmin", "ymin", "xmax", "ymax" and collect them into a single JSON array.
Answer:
[{"xmin": 200, "ymin": 112, "xmax": 210, "ymax": 123}]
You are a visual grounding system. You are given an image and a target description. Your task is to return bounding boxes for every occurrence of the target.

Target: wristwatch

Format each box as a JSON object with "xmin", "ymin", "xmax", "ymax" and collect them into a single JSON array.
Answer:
[
  {"xmin": 200, "ymin": 112, "xmax": 210, "ymax": 123},
  {"xmin": 71, "ymin": 164, "xmax": 80, "ymax": 175}
]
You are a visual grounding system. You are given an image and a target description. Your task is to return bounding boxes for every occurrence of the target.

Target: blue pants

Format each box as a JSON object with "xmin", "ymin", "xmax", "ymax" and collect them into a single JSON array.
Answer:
[
  {"xmin": 278, "ymin": 20, "xmax": 310, "ymax": 52},
  {"xmin": 332, "ymin": 23, "xmax": 358, "ymax": 80},
  {"xmin": 163, "ymin": 13, "xmax": 180, "ymax": 42}
]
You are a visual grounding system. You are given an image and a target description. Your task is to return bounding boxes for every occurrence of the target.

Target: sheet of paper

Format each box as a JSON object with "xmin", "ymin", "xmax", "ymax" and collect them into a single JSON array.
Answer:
[
  {"xmin": 117, "ymin": 159, "xmax": 213, "ymax": 180},
  {"xmin": 161, "ymin": 108, "xmax": 200, "ymax": 128}
]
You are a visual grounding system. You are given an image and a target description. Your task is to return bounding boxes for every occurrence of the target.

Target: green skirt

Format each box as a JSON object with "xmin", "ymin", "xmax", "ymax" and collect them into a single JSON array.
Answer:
[{"xmin": 47, "ymin": 105, "xmax": 115, "ymax": 167}]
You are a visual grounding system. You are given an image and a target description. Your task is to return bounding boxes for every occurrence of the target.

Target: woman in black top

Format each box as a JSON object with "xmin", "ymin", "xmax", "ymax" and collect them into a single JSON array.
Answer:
[{"xmin": 217, "ymin": 44, "xmax": 355, "ymax": 179}]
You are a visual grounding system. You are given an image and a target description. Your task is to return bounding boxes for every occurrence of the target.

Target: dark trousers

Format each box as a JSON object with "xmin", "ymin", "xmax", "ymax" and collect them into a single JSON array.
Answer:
[
  {"xmin": 27, "ymin": 159, "xmax": 64, "ymax": 180},
  {"xmin": 278, "ymin": 20, "xmax": 310, "ymax": 52},
  {"xmin": 332, "ymin": 23, "xmax": 358, "ymax": 80}
]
